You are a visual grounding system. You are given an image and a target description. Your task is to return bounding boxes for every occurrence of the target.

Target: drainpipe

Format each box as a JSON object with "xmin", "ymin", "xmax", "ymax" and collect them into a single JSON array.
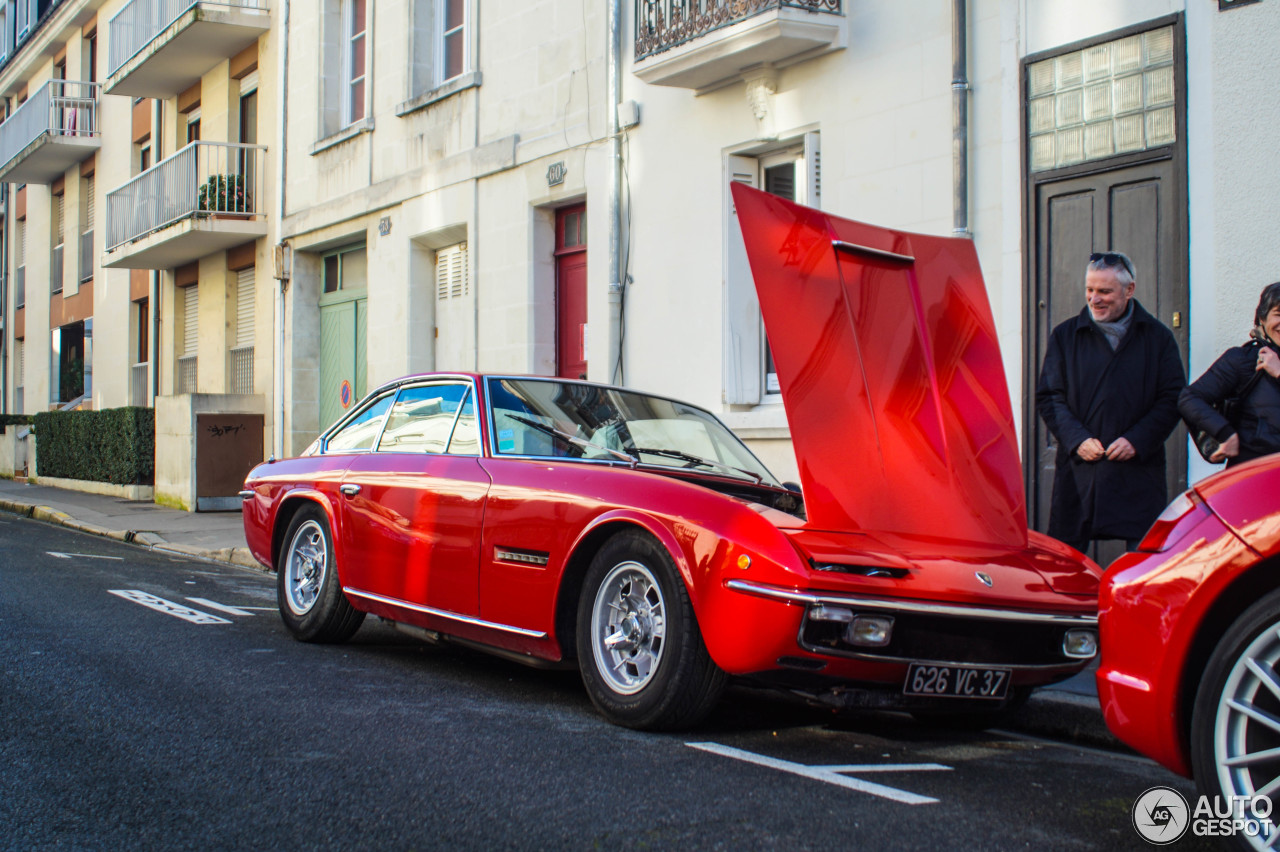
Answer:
[
  {"xmin": 1, "ymin": 184, "xmax": 7, "ymax": 413},
  {"xmin": 952, "ymin": 0, "xmax": 970, "ymax": 238},
  {"xmin": 606, "ymin": 0, "xmax": 623, "ymax": 383},
  {"xmin": 273, "ymin": 0, "xmax": 290, "ymax": 460}
]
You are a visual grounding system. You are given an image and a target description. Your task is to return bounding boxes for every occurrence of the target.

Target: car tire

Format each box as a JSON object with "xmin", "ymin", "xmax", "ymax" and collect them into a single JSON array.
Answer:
[
  {"xmin": 1191, "ymin": 587, "xmax": 1280, "ymax": 851},
  {"xmin": 576, "ymin": 530, "xmax": 726, "ymax": 730},
  {"xmin": 277, "ymin": 505, "xmax": 365, "ymax": 643}
]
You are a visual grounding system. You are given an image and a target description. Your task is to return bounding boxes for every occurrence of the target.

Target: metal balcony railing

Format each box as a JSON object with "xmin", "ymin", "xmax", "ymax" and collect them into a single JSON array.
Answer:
[
  {"xmin": 80, "ymin": 230, "xmax": 94, "ymax": 282},
  {"xmin": 132, "ymin": 362, "xmax": 149, "ymax": 407},
  {"xmin": 51, "ymin": 245, "xmax": 63, "ymax": 295},
  {"xmin": 177, "ymin": 355, "xmax": 197, "ymax": 394},
  {"xmin": 105, "ymin": 141, "xmax": 267, "ymax": 252},
  {"xmin": 108, "ymin": 0, "xmax": 267, "ymax": 77},
  {"xmin": 15, "ymin": 266, "xmax": 25, "ymax": 308},
  {"xmin": 634, "ymin": 0, "xmax": 842, "ymax": 60},
  {"xmin": 230, "ymin": 345, "xmax": 253, "ymax": 394},
  {"xmin": 0, "ymin": 80, "xmax": 101, "ymax": 173}
]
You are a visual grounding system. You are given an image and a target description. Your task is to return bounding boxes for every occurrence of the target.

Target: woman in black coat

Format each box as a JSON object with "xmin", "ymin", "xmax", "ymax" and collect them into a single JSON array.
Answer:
[{"xmin": 1179, "ymin": 282, "xmax": 1280, "ymax": 466}]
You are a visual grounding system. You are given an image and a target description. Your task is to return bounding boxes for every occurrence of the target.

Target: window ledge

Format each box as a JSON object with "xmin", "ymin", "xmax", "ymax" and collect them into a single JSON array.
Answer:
[
  {"xmin": 720, "ymin": 399, "xmax": 790, "ymax": 440},
  {"xmin": 311, "ymin": 117, "xmax": 375, "ymax": 156},
  {"xmin": 395, "ymin": 71, "xmax": 482, "ymax": 117}
]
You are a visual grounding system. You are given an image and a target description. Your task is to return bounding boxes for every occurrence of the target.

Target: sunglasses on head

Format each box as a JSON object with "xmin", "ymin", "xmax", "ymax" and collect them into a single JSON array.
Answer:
[{"xmin": 1089, "ymin": 251, "xmax": 1134, "ymax": 278}]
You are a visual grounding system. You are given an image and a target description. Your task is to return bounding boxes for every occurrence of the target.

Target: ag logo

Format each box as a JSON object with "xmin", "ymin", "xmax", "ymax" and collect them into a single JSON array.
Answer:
[{"xmin": 1132, "ymin": 786, "xmax": 1190, "ymax": 844}]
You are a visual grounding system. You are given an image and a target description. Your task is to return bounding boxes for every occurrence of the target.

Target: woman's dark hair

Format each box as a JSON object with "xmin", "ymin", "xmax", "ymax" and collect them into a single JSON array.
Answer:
[{"xmin": 1256, "ymin": 282, "xmax": 1280, "ymax": 327}]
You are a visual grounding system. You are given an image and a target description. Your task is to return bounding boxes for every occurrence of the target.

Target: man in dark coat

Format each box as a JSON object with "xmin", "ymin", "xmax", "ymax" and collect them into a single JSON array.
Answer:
[{"xmin": 1035, "ymin": 251, "xmax": 1186, "ymax": 553}]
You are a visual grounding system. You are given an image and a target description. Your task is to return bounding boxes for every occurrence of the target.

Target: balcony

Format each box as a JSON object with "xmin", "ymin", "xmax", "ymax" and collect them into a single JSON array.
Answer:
[
  {"xmin": 0, "ymin": 80, "xmax": 102, "ymax": 185},
  {"xmin": 633, "ymin": 0, "xmax": 845, "ymax": 91},
  {"xmin": 103, "ymin": 141, "xmax": 268, "ymax": 270},
  {"xmin": 106, "ymin": 0, "xmax": 270, "ymax": 99}
]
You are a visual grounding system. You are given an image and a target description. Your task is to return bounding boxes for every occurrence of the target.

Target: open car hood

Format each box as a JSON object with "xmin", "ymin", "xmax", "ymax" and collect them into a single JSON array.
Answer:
[{"xmin": 732, "ymin": 183, "xmax": 1027, "ymax": 547}]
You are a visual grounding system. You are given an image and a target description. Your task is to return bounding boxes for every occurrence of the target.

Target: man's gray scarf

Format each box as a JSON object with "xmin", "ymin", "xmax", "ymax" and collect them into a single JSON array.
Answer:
[{"xmin": 1094, "ymin": 301, "xmax": 1135, "ymax": 351}]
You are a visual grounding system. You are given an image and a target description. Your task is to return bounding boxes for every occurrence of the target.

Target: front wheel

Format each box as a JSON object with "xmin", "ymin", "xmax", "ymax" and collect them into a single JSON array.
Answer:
[
  {"xmin": 576, "ymin": 530, "xmax": 725, "ymax": 730},
  {"xmin": 277, "ymin": 504, "xmax": 364, "ymax": 643},
  {"xmin": 1190, "ymin": 588, "xmax": 1280, "ymax": 851}
]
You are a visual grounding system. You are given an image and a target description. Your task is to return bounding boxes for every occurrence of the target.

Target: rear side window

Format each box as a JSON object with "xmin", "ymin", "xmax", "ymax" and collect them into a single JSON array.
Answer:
[
  {"xmin": 325, "ymin": 393, "xmax": 394, "ymax": 453},
  {"xmin": 377, "ymin": 383, "xmax": 478, "ymax": 455}
]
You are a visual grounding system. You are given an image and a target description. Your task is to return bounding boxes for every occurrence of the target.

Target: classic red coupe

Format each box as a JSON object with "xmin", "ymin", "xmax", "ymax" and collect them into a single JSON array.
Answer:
[
  {"xmin": 240, "ymin": 185, "xmax": 1101, "ymax": 730},
  {"xmin": 1098, "ymin": 455, "xmax": 1280, "ymax": 835}
]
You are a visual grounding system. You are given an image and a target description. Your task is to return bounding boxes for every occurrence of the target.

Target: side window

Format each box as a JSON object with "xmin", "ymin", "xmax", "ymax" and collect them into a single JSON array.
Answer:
[
  {"xmin": 377, "ymin": 383, "xmax": 471, "ymax": 454},
  {"xmin": 447, "ymin": 390, "xmax": 480, "ymax": 455},
  {"xmin": 326, "ymin": 393, "xmax": 394, "ymax": 453}
]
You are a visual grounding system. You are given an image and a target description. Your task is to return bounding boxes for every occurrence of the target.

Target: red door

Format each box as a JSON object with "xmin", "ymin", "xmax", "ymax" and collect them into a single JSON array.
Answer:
[{"xmin": 556, "ymin": 205, "xmax": 587, "ymax": 379}]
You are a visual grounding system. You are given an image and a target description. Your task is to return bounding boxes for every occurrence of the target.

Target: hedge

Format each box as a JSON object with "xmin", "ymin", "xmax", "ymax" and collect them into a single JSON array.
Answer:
[
  {"xmin": 0, "ymin": 414, "xmax": 35, "ymax": 434},
  {"xmin": 33, "ymin": 407, "xmax": 154, "ymax": 485}
]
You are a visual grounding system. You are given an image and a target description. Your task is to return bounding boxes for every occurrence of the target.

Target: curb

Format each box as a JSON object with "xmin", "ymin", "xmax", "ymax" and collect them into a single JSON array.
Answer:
[{"xmin": 0, "ymin": 498, "xmax": 264, "ymax": 573}]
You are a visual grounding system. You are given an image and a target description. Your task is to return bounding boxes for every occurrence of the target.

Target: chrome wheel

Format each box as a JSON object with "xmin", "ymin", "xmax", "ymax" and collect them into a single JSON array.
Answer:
[
  {"xmin": 284, "ymin": 519, "xmax": 327, "ymax": 616},
  {"xmin": 1213, "ymin": 623, "xmax": 1280, "ymax": 849},
  {"xmin": 590, "ymin": 561, "xmax": 667, "ymax": 695}
]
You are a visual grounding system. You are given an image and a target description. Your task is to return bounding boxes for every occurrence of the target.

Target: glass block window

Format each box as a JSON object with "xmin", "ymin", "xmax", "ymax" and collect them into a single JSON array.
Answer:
[{"xmin": 1027, "ymin": 26, "xmax": 1176, "ymax": 172}]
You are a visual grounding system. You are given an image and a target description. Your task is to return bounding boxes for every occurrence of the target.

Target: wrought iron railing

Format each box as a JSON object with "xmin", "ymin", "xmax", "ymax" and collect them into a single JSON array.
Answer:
[
  {"xmin": 80, "ymin": 231, "xmax": 94, "ymax": 282},
  {"xmin": 50, "ymin": 245, "xmax": 63, "ymax": 295},
  {"xmin": 15, "ymin": 266, "xmax": 24, "ymax": 308},
  {"xmin": 108, "ymin": 0, "xmax": 267, "ymax": 77},
  {"xmin": 132, "ymin": 362, "xmax": 149, "ymax": 407},
  {"xmin": 634, "ymin": 0, "xmax": 842, "ymax": 60},
  {"xmin": 230, "ymin": 345, "xmax": 253, "ymax": 394},
  {"xmin": 177, "ymin": 355, "xmax": 197, "ymax": 394},
  {"xmin": 105, "ymin": 140, "xmax": 267, "ymax": 252},
  {"xmin": 0, "ymin": 80, "xmax": 101, "ymax": 175}
]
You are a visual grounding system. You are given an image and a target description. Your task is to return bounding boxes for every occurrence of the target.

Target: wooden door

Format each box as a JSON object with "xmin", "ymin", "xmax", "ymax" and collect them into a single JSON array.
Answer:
[
  {"xmin": 1028, "ymin": 159, "xmax": 1187, "ymax": 562},
  {"xmin": 555, "ymin": 205, "xmax": 587, "ymax": 380}
]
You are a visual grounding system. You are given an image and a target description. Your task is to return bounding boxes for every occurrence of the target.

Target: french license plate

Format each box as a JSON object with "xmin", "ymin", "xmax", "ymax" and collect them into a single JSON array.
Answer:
[{"xmin": 903, "ymin": 662, "xmax": 1011, "ymax": 699}]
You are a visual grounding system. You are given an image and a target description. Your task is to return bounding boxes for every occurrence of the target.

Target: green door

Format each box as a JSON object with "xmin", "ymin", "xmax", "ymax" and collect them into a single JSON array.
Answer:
[{"xmin": 319, "ymin": 295, "xmax": 368, "ymax": 430}]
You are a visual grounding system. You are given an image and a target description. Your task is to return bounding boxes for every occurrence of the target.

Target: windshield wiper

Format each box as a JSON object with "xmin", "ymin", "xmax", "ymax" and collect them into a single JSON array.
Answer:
[
  {"xmin": 634, "ymin": 447, "xmax": 763, "ymax": 484},
  {"xmin": 507, "ymin": 415, "xmax": 637, "ymax": 465}
]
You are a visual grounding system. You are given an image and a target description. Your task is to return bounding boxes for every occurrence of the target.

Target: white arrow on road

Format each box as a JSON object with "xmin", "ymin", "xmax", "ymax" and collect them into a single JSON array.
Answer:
[{"xmin": 48, "ymin": 551, "xmax": 123, "ymax": 561}]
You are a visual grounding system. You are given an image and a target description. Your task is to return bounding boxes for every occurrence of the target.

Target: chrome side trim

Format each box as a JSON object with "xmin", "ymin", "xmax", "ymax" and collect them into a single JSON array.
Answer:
[
  {"xmin": 726, "ymin": 579, "xmax": 1098, "ymax": 626},
  {"xmin": 494, "ymin": 547, "xmax": 551, "ymax": 566},
  {"xmin": 343, "ymin": 587, "xmax": 549, "ymax": 638},
  {"xmin": 832, "ymin": 240, "xmax": 915, "ymax": 265}
]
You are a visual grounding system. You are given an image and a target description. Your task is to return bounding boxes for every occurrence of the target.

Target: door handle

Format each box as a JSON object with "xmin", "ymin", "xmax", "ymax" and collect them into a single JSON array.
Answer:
[{"xmin": 340, "ymin": 484, "xmax": 362, "ymax": 497}]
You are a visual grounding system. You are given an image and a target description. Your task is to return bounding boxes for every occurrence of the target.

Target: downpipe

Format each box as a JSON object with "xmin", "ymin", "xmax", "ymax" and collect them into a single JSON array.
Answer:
[
  {"xmin": 952, "ymin": 0, "xmax": 971, "ymax": 239},
  {"xmin": 273, "ymin": 0, "xmax": 291, "ymax": 460},
  {"xmin": 606, "ymin": 0, "xmax": 624, "ymax": 384}
]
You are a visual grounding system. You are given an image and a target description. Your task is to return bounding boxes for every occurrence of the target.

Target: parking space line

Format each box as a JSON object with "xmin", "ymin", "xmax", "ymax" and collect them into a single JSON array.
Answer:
[
  {"xmin": 686, "ymin": 742, "xmax": 949, "ymax": 805},
  {"xmin": 108, "ymin": 590, "xmax": 231, "ymax": 625},
  {"xmin": 49, "ymin": 551, "xmax": 123, "ymax": 561},
  {"xmin": 186, "ymin": 598, "xmax": 257, "ymax": 617}
]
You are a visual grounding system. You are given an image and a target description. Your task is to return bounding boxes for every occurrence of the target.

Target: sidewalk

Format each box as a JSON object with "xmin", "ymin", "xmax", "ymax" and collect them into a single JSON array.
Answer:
[{"xmin": 0, "ymin": 476, "xmax": 1118, "ymax": 748}]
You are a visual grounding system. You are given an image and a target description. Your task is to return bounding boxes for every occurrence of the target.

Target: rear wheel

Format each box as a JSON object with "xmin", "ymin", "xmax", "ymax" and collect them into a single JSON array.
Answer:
[
  {"xmin": 576, "ymin": 530, "xmax": 725, "ymax": 730},
  {"xmin": 277, "ymin": 505, "xmax": 364, "ymax": 643},
  {"xmin": 1190, "ymin": 588, "xmax": 1280, "ymax": 851}
]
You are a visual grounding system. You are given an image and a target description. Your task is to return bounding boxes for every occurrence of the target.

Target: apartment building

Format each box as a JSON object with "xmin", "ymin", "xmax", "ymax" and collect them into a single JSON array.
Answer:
[{"xmin": 0, "ymin": 0, "xmax": 275, "ymax": 509}]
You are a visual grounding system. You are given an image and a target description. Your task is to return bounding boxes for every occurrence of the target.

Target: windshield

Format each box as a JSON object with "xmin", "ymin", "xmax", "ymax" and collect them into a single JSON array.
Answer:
[{"xmin": 485, "ymin": 378, "xmax": 781, "ymax": 487}]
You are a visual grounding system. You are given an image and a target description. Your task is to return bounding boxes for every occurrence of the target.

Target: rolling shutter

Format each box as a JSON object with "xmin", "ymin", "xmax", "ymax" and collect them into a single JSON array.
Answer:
[
  {"xmin": 55, "ymin": 193, "xmax": 65, "ymax": 245},
  {"xmin": 182, "ymin": 285, "xmax": 198, "ymax": 357},
  {"xmin": 85, "ymin": 176, "xmax": 95, "ymax": 230},
  {"xmin": 236, "ymin": 268, "xmax": 255, "ymax": 348}
]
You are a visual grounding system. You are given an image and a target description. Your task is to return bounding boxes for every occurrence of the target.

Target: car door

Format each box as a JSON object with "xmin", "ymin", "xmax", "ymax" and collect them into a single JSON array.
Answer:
[{"xmin": 336, "ymin": 380, "xmax": 490, "ymax": 618}]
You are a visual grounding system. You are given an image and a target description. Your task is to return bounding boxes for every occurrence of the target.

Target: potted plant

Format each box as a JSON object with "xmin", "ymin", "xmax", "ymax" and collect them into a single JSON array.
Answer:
[{"xmin": 197, "ymin": 175, "xmax": 249, "ymax": 215}]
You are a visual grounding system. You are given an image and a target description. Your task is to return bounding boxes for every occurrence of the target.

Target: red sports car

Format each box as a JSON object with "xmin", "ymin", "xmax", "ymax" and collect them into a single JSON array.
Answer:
[
  {"xmin": 241, "ymin": 185, "xmax": 1101, "ymax": 730},
  {"xmin": 1098, "ymin": 456, "xmax": 1280, "ymax": 831}
]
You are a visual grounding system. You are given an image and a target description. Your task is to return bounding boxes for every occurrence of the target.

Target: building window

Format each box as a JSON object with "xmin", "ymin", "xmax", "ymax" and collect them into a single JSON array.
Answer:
[
  {"xmin": 231, "ymin": 267, "xmax": 255, "ymax": 394},
  {"xmin": 14, "ymin": 338, "xmax": 24, "ymax": 413},
  {"xmin": 344, "ymin": 0, "xmax": 367, "ymax": 125},
  {"xmin": 410, "ymin": 0, "xmax": 472, "ymax": 96},
  {"xmin": 1027, "ymin": 25, "xmax": 1176, "ymax": 172},
  {"xmin": 186, "ymin": 110, "xmax": 201, "ymax": 143},
  {"xmin": 80, "ymin": 174, "xmax": 94, "ymax": 283},
  {"xmin": 724, "ymin": 132, "xmax": 820, "ymax": 405},
  {"xmin": 178, "ymin": 284, "xmax": 198, "ymax": 394},
  {"xmin": 51, "ymin": 191, "xmax": 65, "ymax": 296},
  {"xmin": 323, "ymin": 245, "xmax": 368, "ymax": 293},
  {"xmin": 133, "ymin": 298, "xmax": 149, "ymax": 407},
  {"xmin": 86, "ymin": 32, "xmax": 97, "ymax": 83}
]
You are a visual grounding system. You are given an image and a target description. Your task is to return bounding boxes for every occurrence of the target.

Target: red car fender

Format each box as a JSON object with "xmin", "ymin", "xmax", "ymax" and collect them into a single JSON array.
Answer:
[{"xmin": 268, "ymin": 486, "xmax": 343, "ymax": 572}]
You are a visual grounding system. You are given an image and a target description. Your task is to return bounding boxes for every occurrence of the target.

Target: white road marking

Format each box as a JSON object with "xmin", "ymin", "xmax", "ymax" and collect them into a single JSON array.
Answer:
[
  {"xmin": 686, "ymin": 742, "xmax": 950, "ymax": 805},
  {"xmin": 186, "ymin": 597, "xmax": 256, "ymax": 617},
  {"xmin": 108, "ymin": 590, "xmax": 231, "ymax": 625},
  {"xmin": 48, "ymin": 551, "xmax": 124, "ymax": 561}
]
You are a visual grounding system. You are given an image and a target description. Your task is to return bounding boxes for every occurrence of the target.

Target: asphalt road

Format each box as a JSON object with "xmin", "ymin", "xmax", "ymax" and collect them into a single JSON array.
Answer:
[{"xmin": 1, "ymin": 514, "xmax": 1217, "ymax": 851}]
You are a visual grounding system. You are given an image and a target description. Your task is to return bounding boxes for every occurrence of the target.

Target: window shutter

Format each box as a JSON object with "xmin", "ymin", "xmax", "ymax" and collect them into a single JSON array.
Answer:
[
  {"xmin": 15, "ymin": 339, "xmax": 23, "ymax": 382},
  {"xmin": 183, "ymin": 285, "xmax": 199, "ymax": 357},
  {"xmin": 16, "ymin": 220, "xmax": 25, "ymax": 265},
  {"xmin": 85, "ymin": 176, "xmax": 95, "ymax": 231},
  {"xmin": 804, "ymin": 131, "xmax": 821, "ymax": 209},
  {"xmin": 436, "ymin": 243, "xmax": 468, "ymax": 300},
  {"xmin": 56, "ymin": 194, "xmax": 65, "ymax": 245},
  {"xmin": 236, "ymin": 268, "xmax": 255, "ymax": 348},
  {"xmin": 723, "ymin": 154, "xmax": 762, "ymax": 405}
]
